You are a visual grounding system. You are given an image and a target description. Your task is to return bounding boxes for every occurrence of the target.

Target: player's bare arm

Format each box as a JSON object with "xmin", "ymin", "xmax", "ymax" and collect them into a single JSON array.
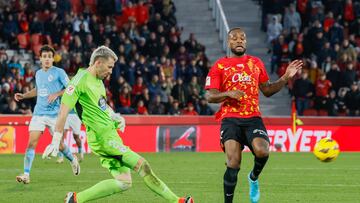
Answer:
[
  {"xmin": 14, "ymin": 88, "xmax": 37, "ymax": 101},
  {"xmin": 259, "ymin": 60, "xmax": 303, "ymax": 97},
  {"xmin": 206, "ymin": 89, "xmax": 246, "ymax": 103},
  {"xmin": 48, "ymin": 89, "xmax": 65, "ymax": 103}
]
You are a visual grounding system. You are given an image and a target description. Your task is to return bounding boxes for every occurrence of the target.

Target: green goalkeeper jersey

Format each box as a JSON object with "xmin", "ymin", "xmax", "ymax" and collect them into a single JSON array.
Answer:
[{"xmin": 62, "ymin": 69, "xmax": 117, "ymax": 134}]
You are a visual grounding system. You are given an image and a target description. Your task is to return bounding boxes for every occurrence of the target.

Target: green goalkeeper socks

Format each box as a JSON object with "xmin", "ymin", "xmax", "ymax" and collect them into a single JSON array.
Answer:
[
  {"xmin": 76, "ymin": 179, "xmax": 130, "ymax": 203},
  {"xmin": 142, "ymin": 170, "xmax": 179, "ymax": 203}
]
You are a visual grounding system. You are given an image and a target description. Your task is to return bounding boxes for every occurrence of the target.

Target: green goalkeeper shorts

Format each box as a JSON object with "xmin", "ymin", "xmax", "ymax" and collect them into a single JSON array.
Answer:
[{"xmin": 86, "ymin": 128, "xmax": 141, "ymax": 176}]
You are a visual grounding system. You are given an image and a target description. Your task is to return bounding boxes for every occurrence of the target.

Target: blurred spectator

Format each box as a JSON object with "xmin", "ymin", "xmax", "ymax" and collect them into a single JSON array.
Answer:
[
  {"xmin": 148, "ymin": 74, "xmax": 161, "ymax": 99},
  {"xmin": 148, "ymin": 95, "xmax": 166, "ymax": 115},
  {"xmin": 283, "ymin": 4, "xmax": 301, "ymax": 32},
  {"xmin": 136, "ymin": 100, "xmax": 148, "ymax": 115},
  {"xmin": 132, "ymin": 77, "xmax": 146, "ymax": 96},
  {"xmin": 293, "ymin": 71, "xmax": 314, "ymax": 115},
  {"xmin": 343, "ymin": 0, "xmax": 355, "ymax": 24},
  {"xmin": 337, "ymin": 87, "xmax": 349, "ymax": 115},
  {"xmin": 3, "ymin": 14, "xmax": 19, "ymax": 46},
  {"xmin": 267, "ymin": 15, "xmax": 283, "ymax": 48},
  {"xmin": 326, "ymin": 90, "xmax": 339, "ymax": 116},
  {"xmin": 184, "ymin": 33, "xmax": 204, "ymax": 56},
  {"xmin": 136, "ymin": 1, "xmax": 149, "ymax": 26},
  {"xmin": 326, "ymin": 63, "xmax": 342, "ymax": 91},
  {"xmin": 328, "ymin": 21, "xmax": 344, "ymax": 45},
  {"xmin": 168, "ymin": 100, "xmax": 181, "ymax": 115},
  {"xmin": 0, "ymin": 52, "xmax": 8, "ymax": 79},
  {"xmin": 181, "ymin": 102, "xmax": 198, "ymax": 115},
  {"xmin": 314, "ymin": 73, "xmax": 332, "ymax": 110},
  {"xmin": 171, "ymin": 78, "xmax": 188, "ymax": 106},
  {"xmin": 30, "ymin": 16, "xmax": 44, "ymax": 34},
  {"xmin": 198, "ymin": 98, "xmax": 213, "ymax": 115},
  {"xmin": 118, "ymin": 86, "xmax": 134, "ymax": 114},
  {"xmin": 341, "ymin": 62, "xmax": 357, "ymax": 88},
  {"xmin": 345, "ymin": 82, "xmax": 360, "ymax": 116},
  {"xmin": 0, "ymin": 83, "xmax": 12, "ymax": 112},
  {"xmin": 308, "ymin": 60, "xmax": 321, "ymax": 84},
  {"xmin": 323, "ymin": 12, "xmax": 335, "ymax": 33}
]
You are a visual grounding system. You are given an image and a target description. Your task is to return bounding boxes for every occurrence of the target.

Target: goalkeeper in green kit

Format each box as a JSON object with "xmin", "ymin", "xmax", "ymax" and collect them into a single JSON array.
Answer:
[{"xmin": 42, "ymin": 46, "xmax": 194, "ymax": 203}]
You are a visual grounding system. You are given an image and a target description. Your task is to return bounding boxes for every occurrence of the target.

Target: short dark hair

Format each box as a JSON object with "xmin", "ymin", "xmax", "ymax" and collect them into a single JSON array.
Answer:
[
  {"xmin": 39, "ymin": 45, "xmax": 55, "ymax": 56},
  {"xmin": 227, "ymin": 27, "xmax": 244, "ymax": 35}
]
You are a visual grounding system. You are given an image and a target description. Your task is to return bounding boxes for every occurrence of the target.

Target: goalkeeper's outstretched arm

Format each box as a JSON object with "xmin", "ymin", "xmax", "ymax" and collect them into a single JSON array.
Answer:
[
  {"xmin": 54, "ymin": 104, "xmax": 71, "ymax": 133},
  {"xmin": 42, "ymin": 104, "xmax": 71, "ymax": 159}
]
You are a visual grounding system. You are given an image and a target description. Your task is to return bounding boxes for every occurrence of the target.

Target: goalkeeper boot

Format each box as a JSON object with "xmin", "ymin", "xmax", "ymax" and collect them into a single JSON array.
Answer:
[
  {"xmin": 64, "ymin": 192, "xmax": 77, "ymax": 203},
  {"xmin": 16, "ymin": 174, "xmax": 30, "ymax": 184},
  {"xmin": 178, "ymin": 196, "xmax": 194, "ymax": 203},
  {"xmin": 248, "ymin": 172, "xmax": 260, "ymax": 203},
  {"xmin": 70, "ymin": 156, "xmax": 80, "ymax": 175}
]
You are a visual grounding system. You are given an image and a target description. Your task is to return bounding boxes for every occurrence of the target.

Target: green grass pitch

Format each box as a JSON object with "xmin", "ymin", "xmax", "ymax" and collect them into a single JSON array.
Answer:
[{"xmin": 0, "ymin": 152, "xmax": 359, "ymax": 203}]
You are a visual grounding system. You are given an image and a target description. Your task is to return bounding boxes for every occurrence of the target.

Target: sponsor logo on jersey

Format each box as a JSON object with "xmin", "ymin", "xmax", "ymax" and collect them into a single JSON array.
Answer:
[
  {"xmin": 38, "ymin": 88, "xmax": 48, "ymax": 97},
  {"xmin": 205, "ymin": 76, "xmax": 211, "ymax": 86},
  {"xmin": 236, "ymin": 64, "xmax": 244, "ymax": 68},
  {"xmin": 98, "ymin": 96, "xmax": 107, "ymax": 111},
  {"xmin": 48, "ymin": 74, "xmax": 54, "ymax": 82},
  {"xmin": 232, "ymin": 73, "xmax": 251, "ymax": 83},
  {"xmin": 66, "ymin": 85, "xmax": 75, "ymax": 95}
]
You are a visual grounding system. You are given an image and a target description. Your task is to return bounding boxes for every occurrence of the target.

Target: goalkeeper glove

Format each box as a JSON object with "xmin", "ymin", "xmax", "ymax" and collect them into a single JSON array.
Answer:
[
  {"xmin": 42, "ymin": 131, "xmax": 62, "ymax": 159},
  {"xmin": 108, "ymin": 108, "xmax": 126, "ymax": 132}
]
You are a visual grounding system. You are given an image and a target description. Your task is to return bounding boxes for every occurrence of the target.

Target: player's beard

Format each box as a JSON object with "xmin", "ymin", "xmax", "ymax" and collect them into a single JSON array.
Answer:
[{"xmin": 231, "ymin": 47, "xmax": 246, "ymax": 56}]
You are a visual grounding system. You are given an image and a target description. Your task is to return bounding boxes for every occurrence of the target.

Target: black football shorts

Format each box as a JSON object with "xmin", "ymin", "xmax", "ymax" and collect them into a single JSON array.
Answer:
[{"xmin": 220, "ymin": 117, "xmax": 270, "ymax": 154}]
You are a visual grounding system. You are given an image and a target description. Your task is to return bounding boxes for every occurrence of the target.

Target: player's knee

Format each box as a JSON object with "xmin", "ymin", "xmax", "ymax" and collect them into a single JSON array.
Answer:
[
  {"xmin": 28, "ymin": 143, "xmax": 35, "ymax": 149},
  {"xmin": 227, "ymin": 161, "xmax": 240, "ymax": 168},
  {"xmin": 28, "ymin": 140, "xmax": 37, "ymax": 148},
  {"xmin": 138, "ymin": 160, "xmax": 152, "ymax": 177},
  {"xmin": 114, "ymin": 179, "xmax": 132, "ymax": 191},
  {"xmin": 254, "ymin": 148, "xmax": 269, "ymax": 158},
  {"xmin": 226, "ymin": 157, "xmax": 241, "ymax": 168}
]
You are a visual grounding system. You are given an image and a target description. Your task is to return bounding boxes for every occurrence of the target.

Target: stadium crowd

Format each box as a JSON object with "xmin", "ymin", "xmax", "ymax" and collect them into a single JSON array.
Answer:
[
  {"xmin": 0, "ymin": 0, "xmax": 214, "ymax": 116},
  {"xmin": 260, "ymin": 0, "xmax": 360, "ymax": 116},
  {"xmin": 2, "ymin": 0, "xmax": 358, "ymax": 117}
]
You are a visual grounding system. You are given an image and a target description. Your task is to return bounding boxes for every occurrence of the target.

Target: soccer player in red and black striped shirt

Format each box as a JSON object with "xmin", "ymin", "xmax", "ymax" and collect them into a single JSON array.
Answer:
[{"xmin": 205, "ymin": 27, "xmax": 302, "ymax": 203}]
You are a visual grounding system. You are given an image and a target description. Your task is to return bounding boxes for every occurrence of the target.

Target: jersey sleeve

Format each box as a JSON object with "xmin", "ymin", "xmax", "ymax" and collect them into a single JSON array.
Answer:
[
  {"xmin": 59, "ymin": 68, "xmax": 69, "ymax": 88},
  {"xmin": 257, "ymin": 58, "xmax": 269, "ymax": 83},
  {"xmin": 61, "ymin": 80, "xmax": 82, "ymax": 109},
  {"xmin": 205, "ymin": 60, "xmax": 222, "ymax": 90}
]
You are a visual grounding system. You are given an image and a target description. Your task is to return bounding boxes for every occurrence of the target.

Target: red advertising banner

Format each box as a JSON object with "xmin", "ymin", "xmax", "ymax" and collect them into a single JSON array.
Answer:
[
  {"xmin": 0, "ymin": 116, "xmax": 359, "ymax": 153},
  {"xmin": 1, "ymin": 125, "xmax": 359, "ymax": 153}
]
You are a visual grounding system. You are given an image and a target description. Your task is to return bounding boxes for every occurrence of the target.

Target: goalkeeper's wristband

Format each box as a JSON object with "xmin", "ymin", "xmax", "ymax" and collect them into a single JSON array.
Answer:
[{"xmin": 52, "ymin": 132, "xmax": 62, "ymax": 144}]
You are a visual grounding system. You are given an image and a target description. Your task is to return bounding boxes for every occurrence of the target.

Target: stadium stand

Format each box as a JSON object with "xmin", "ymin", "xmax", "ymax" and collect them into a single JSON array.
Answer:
[
  {"xmin": 0, "ymin": 0, "xmax": 213, "ymax": 115},
  {"xmin": 259, "ymin": 0, "xmax": 360, "ymax": 116},
  {"xmin": 1, "ymin": 0, "xmax": 358, "ymax": 117}
]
